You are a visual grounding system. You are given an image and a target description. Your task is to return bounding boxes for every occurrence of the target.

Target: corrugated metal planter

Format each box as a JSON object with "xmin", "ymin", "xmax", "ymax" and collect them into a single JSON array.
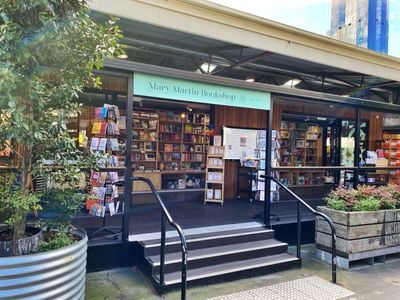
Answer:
[
  {"xmin": 0, "ymin": 227, "xmax": 43, "ymax": 257},
  {"xmin": 0, "ymin": 228, "xmax": 87, "ymax": 300}
]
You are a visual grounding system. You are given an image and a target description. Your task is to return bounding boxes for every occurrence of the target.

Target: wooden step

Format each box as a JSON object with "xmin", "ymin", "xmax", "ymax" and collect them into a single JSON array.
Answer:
[
  {"xmin": 153, "ymin": 253, "xmax": 300, "ymax": 289},
  {"xmin": 148, "ymin": 239, "xmax": 288, "ymax": 274}
]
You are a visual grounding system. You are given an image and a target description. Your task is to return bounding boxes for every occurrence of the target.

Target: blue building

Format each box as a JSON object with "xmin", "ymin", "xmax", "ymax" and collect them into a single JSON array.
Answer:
[{"xmin": 329, "ymin": 0, "xmax": 388, "ymax": 54}]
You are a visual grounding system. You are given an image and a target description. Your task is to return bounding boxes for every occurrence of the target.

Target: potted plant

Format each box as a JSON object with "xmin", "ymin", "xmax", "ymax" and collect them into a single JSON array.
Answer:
[
  {"xmin": 315, "ymin": 184, "xmax": 400, "ymax": 269},
  {"xmin": 0, "ymin": 1, "xmax": 123, "ymax": 298}
]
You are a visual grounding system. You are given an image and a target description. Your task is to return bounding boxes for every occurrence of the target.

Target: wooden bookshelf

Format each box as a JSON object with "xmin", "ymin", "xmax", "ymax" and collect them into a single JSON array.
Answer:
[
  {"xmin": 279, "ymin": 120, "xmax": 323, "ymax": 187},
  {"xmin": 204, "ymin": 146, "xmax": 225, "ymax": 205}
]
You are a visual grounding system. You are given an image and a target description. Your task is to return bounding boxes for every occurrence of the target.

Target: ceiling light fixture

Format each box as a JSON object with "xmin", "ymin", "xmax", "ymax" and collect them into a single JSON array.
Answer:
[
  {"xmin": 186, "ymin": 105, "xmax": 193, "ymax": 112},
  {"xmin": 282, "ymin": 78, "xmax": 301, "ymax": 88},
  {"xmin": 199, "ymin": 62, "xmax": 217, "ymax": 74},
  {"xmin": 246, "ymin": 77, "xmax": 255, "ymax": 82}
]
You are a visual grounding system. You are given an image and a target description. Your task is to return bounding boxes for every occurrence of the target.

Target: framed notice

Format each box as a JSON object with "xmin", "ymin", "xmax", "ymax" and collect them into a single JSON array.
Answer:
[{"xmin": 222, "ymin": 127, "xmax": 266, "ymax": 160}]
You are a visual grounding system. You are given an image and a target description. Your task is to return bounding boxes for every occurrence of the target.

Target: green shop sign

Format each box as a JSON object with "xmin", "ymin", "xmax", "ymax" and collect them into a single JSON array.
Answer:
[{"xmin": 133, "ymin": 73, "xmax": 270, "ymax": 110}]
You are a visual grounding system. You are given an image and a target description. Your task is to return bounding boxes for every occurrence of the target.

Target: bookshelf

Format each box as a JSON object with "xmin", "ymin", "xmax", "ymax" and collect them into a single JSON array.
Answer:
[
  {"xmin": 383, "ymin": 133, "xmax": 400, "ymax": 184},
  {"xmin": 279, "ymin": 120, "xmax": 323, "ymax": 188},
  {"xmin": 132, "ymin": 110, "xmax": 159, "ymax": 171},
  {"xmin": 129, "ymin": 109, "xmax": 210, "ymax": 192},
  {"xmin": 204, "ymin": 146, "xmax": 225, "ymax": 205}
]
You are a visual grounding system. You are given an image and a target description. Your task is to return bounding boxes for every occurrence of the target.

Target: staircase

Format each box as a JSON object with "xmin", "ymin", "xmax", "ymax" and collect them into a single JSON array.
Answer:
[{"xmin": 136, "ymin": 225, "xmax": 301, "ymax": 292}]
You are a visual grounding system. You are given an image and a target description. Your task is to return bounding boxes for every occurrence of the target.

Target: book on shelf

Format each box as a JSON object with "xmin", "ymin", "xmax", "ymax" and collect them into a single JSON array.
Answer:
[
  {"xmin": 100, "ymin": 107, "xmax": 108, "ymax": 119},
  {"xmin": 110, "ymin": 138, "xmax": 120, "ymax": 151},
  {"xmin": 92, "ymin": 122, "xmax": 102, "ymax": 135},
  {"xmin": 98, "ymin": 138, "xmax": 108, "ymax": 152},
  {"xmin": 89, "ymin": 203, "xmax": 105, "ymax": 217},
  {"xmin": 94, "ymin": 107, "xmax": 102, "ymax": 119},
  {"xmin": 99, "ymin": 122, "xmax": 108, "ymax": 135},
  {"xmin": 90, "ymin": 137, "xmax": 100, "ymax": 151},
  {"xmin": 92, "ymin": 186, "xmax": 106, "ymax": 201},
  {"xmin": 108, "ymin": 202, "xmax": 116, "ymax": 216}
]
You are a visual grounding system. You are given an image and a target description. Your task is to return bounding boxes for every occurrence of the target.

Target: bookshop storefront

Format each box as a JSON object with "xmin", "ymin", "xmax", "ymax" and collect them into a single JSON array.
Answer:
[
  {"xmin": 79, "ymin": 68, "xmax": 275, "ymax": 237},
  {"xmin": 76, "ymin": 64, "xmax": 399, "ymax": 239}
]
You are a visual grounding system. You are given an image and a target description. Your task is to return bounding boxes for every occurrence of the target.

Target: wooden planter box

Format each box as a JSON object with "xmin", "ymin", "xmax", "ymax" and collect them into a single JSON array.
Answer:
[{"xmin": 315, "ymin": 206, "xmax": 400, "ymax": 269}]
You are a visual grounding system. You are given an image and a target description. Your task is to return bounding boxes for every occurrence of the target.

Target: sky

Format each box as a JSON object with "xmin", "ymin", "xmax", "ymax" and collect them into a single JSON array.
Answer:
[{"xmin": 207, "ymin": 0, "xmax": 400, "ymax": 58}]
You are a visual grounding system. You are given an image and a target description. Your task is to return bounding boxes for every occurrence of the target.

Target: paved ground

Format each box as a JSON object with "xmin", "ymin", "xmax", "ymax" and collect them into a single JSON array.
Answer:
[{"xmin": 85, "ymin": 244, "xmax": 400, "ymax": 299}]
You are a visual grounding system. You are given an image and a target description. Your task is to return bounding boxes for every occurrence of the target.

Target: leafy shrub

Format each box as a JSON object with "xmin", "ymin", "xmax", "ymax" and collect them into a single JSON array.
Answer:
[
  {"xmin": 353, "ymin": 197, "xmax": 381, "ymax": 211},
  {"xmin": 326, "ymin": 198, "xmax": 348, "ymax": 211},
  {"xmin": 37, "ymin": 232, "xmax": 76, "ymax": 252},
  {"xmin": 325, "ymin": 184, "xmax": 400, "ymax": 212}
]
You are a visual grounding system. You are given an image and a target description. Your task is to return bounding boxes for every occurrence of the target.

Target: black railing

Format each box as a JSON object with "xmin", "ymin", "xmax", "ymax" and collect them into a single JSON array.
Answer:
[
  {"xmin": 118, "ymin": 177, "xmax": 188, "ymax": 300},
  {"xmin": 265, "ymin": 175, "xmax": 337, "ymax": 284}
]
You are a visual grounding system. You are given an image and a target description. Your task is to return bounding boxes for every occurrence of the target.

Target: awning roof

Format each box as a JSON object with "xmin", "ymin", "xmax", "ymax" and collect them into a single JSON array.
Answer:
[{"xmin": 89, "ymin": 0, "xmax": 400, "ymax": 105}]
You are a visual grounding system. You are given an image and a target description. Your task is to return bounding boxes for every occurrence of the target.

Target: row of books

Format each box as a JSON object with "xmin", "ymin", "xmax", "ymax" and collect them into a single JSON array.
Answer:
[
  {"xmin": 94, "ymin": 104, "xmax": 121, "ymax": 121},
  {"xmin": 95, "ymin": 155, "xmax": 120, "ymax": 168},
  {"xmin": 90, "ymin": 171, "xmax": 120, "ymax": 186},
  {"xmin": 90, "ymin": 138, "xmax": 120, "ymax": 152},
  {"xmin": 133, "ymin": 118, "xmax": 157, "ymax": 130},
  {"xmin": 88, "ymin": 201, "xmax": 120, "ymax": 217},
  {"xmin": 159, "ymin": 123, "xmax": 182, "ymax": 133},
  {"xmin": 183, "ymin": 135, "xmax": 205, "ymax": 143},
  {"xmin": 184, "ymin": 124, "xmax": 204, "ymax": 134},
  {"xmin": 159, "ymin": 133, "xmax": 181, "ymax": 142},
  {"xmin": 92, "ymin": 121, "xmax": 120, "ymax": 136},
  {"xmin": 182, "ymin": 153, "xmax": 203, "ymax": 162}
]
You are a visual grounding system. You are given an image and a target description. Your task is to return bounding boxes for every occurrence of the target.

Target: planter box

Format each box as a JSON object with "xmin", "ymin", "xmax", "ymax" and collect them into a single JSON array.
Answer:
[
  {"xmin": 0, "ymin": 229, "xmax": 87, "ymax": 299},
  {"xmin": 315, "ymin": 206, "xmax": 400, "ymax": 269}
]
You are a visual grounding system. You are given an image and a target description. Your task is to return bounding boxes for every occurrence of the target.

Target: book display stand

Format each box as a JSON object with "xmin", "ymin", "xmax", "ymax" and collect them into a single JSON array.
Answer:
[{"xmin": 87, "ymin": 104, "xmax": 123, "ymax": 239}]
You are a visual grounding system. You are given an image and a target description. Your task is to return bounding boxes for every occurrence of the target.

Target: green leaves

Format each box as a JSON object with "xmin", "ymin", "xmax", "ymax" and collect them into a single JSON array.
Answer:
[
  {"xmin": 0, "ymin": 0, "xmax": 123, "ymax": 244},
  {"xmin": 0, "ymin": 0, "xmax": 123, "ymax": 169}
]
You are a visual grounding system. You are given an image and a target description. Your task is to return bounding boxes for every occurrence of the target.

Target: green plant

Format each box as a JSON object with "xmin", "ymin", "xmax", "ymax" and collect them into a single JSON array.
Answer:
[
  {"xmin": 326, "ymin": 198, "xmax": 348, "ymax": 211},
  {"xmin": 0, "ymin": 0, "xmax": 123, "ymax": 254},
  {"xmin": 353, "ymin": 197, "xmax": 381, "ymax": 211},
  {"xmin": 325, "ymin": 184, "xmax": 400, "ymax": 212},
  {"xmin": 39, "ymin": 188, "xmax": 86, "ymax": 232},
  {"xmin": 37, "ymin": 232, "xmax": 76, "ymax": 252}
]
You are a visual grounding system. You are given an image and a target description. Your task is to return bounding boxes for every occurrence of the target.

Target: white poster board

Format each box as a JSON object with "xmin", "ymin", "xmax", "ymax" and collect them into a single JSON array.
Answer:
[{"xmin": 222, "ymin": 127, "xmax": 259, "ymax": 160}]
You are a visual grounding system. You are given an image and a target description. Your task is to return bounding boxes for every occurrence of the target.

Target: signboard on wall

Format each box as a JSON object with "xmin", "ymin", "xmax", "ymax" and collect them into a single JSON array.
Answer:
[{"xmin": 133, "ymin": 72, "xmax": 270, "ymax": 110}]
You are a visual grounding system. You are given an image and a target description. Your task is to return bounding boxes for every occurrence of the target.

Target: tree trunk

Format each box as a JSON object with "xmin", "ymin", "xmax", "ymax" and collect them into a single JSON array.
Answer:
[
  {"xmin": 12, "ymin": 70, "xmax": 34, "ymax": 254},
  {"xmin": 12, "ymin": 144, "xmax": 32, "ymax": 255}
]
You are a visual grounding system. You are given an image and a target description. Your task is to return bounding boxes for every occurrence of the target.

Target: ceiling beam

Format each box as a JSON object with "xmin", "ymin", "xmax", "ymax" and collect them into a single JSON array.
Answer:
[{"xmin": 211, "ymin": 51, "xmax": 274, "ymax": 75}]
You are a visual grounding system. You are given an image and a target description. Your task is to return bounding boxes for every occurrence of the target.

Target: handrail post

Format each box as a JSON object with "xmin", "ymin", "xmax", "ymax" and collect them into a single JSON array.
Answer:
[
  {"xmin": 266, "ymin": 175, "xmax": 338, "ymax": 284},
  {"xmin": 297, "ymin": 201, "xmax": 301, "ymax": 260},
  {"xmin": 181, "ymin": 248, "xmax": 187, "ymax": 300},
  {"xmin": 127, "ymin": 177, "xmax": 187, "ymax": 298},
  {"xmin": 331, "ymin": 226, "xmax": 337, "ymax": 284},
  {"xmin": 160, "ymin": 214, "xmax": 166, "ymax": 286}
]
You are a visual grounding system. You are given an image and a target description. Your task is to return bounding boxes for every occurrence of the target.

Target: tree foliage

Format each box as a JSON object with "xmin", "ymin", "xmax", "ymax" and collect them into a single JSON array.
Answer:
[{"xmin": 0, "ymin": 0, "xmax": 123, "ymax": 251}]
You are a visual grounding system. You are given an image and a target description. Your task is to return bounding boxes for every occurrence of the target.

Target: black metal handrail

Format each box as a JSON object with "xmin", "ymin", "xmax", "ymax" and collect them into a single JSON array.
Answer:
[
  {"xmin": 265, "ymin": 175, "xmax": 337, "ymax": 284},
  {"xmin": 116, "ymin": 177, "xmax": 188, "ymax": 300}
]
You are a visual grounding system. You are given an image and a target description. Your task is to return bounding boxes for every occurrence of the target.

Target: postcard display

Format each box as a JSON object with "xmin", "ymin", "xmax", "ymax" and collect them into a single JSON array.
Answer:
[
  {"xmin": 251, "ymin": 130, "xmax": 279, "ymax": 202},
  {"xmin": 87, "ymin": 104, "xmax": 123, "ymax": 218},
  {"xmin": 270, "ymin": 130, "xmax": 280, "ymax": 202}
]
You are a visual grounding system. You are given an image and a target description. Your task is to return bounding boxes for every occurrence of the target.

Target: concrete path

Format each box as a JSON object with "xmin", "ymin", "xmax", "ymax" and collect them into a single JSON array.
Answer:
[{"xmin": 85, "ymin": 244, "xmax": 400, "ymax": 299}]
